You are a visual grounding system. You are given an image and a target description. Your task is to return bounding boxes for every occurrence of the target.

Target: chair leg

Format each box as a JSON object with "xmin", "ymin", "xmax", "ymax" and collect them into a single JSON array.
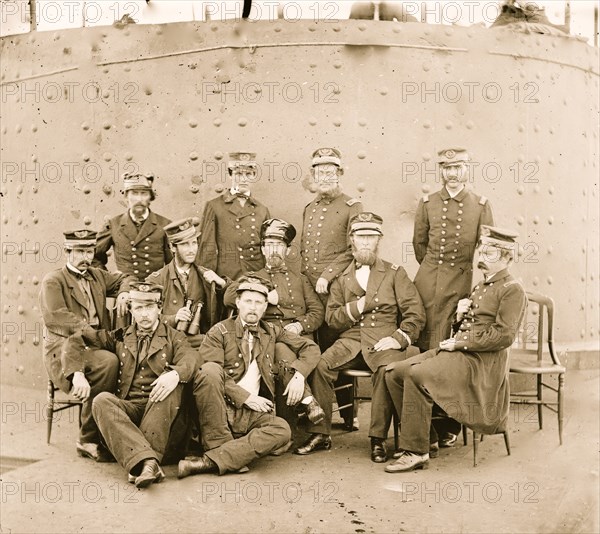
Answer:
[
  {"xmin": 351, "ymin": 377, "xmax": 359, "ymax": 431},
  {"xmin": 537, "ymin": 374, "xmax": 543, "ymax": 430},
  {"xmin": 557, "ymin": 373, "xmax": 565, "ymax": 445},
  {"xmin": 393, "ymin": 411, "xmax": 399, "ymax": 451},
  {"xmin": 472, "ymin": 430, "xmax": 478, "ymax": 467},
  {"xmin": 462, "ymin": 424, "xmax": 468, "ymax": 446},
  {"xmin": 46, "ymin": 381, "xmax": 55, "ymax": 444},
  {"xmin": 503, "ymin": 431, "xmax": 511, "ymax": 456}
]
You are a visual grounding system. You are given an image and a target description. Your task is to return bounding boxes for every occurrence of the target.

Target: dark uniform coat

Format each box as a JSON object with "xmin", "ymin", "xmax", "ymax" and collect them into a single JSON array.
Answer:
[
  {"xmin": 413, "ymin": 187, "xmax": 494, "ymax": 350},
  {"xmin": 198, "ymin": 192, "xmax": 271, "ymax": 280},
  {"xmin": 93, "ymin": 211, "xmax": 172, "ymax": 280},
  {"xmin": 39, "ymin": 266, "xmax": 133, "ymax": 392},
  {"xmin": 301, "ymin": 193, "xmax": 363, "ymax": 287},
  {"xmin": 144, "ymin": 262, "xmax": 222, "ymax": 347},
  {"xmin": 410, "ymin": 269, "xmax": 527, "ymax": 434},
  {"xmin": 223, "ymin": 266, "xmax": 324, "ymax": 335},
  {"xmin": 200, "ymin": 317, "xmax": 321, "ymax": 408},
  {"xmin": 325, "ymin": 258, "xmax": 426, "ymax": 371},
  {"xmin": 63, "ymin": 322, "xmax": 197, "ymax": 399}
]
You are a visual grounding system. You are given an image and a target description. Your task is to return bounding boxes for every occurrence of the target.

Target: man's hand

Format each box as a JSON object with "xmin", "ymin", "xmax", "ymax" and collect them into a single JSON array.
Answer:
[
  {"xmin": 284, "ymin": 322, "xmax": 303, "ymax": 336},
  {"xmin": 116, "ymin": 292, "xmax": 129, "ymax": 317},
  {"xmin": 267, "ymin": 289, "xmax": 279, "ymax": 305},
  {"xmin": 203, "ymin": 269, "xmax": 227, "ymax": 288},
  {"xmin": 456, "ymin": 298, "xmax": 473, "ymax": 321},
  {"xmin": 283, "ymin": 371, "xmax": 305, "ymax": 405},
  {"xmin": 373, "ymin": 336, "xmax": 402, "ymax": 352},
  {"xmin": 315, "ymin": 277, "xmax": 329, "ymax": 294},
  {"xmin": 149, "ymin": 370, "xmax": 179, "ymax": 402},
  {"xmin": 243, "ymin": 394, "xmax": 274, "ymax": 413},
  {"xmin": 71, "ymin": 372, "xmax": 91, "ymax": 401},
  {"xmin": 174, "ymin": 306, "xmax": 193, "ymax": 323},
  {"xmin": 439, "ymin": 338, "xmax": 457, "ymax": 352}
]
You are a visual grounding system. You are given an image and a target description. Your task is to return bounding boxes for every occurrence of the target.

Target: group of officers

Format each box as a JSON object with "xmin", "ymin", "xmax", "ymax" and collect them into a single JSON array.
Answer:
[{"xmin": 40, "ymin": 147, "xmax": 527, "ymax": 488}]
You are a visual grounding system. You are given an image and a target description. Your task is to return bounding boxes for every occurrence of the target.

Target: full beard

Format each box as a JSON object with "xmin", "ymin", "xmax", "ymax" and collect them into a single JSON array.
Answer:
[
  {"xmin": 352, "ymin": 248, "xmax": 377, "ymax": 266},
  {"xmin": 317, "ymin": 184, "xmax": 342, "ymax": 201}
]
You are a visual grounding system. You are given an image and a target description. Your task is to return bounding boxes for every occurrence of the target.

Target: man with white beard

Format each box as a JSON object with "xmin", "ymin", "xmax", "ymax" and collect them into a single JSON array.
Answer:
[{"xmin": 294, "ymin": 213, "xmax": 425, "ymax": 463}]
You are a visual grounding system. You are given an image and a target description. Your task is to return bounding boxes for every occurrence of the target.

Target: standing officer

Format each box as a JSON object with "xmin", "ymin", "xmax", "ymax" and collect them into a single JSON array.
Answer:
[
  {"xmin": 412, "ymin": 148, "xmax": 494, "ymax": 447},
  {"xmin": 144, "ymin": 218, "xmax": 221, "ymax": 352},
  {"xmin": 39, "ymin": 229, "xmax": 132, "ymax": 460},
  {"xmin": 177, "ymin": 276, "xmax": 321, "ymax": 477},
  {"xmin": 385, "ymin": 227, "xmax": 526, "ymax": 472},
  {"xmin": 94, "ymin": 172, "xmax": 172, "ymax": 281},
  {"xmin": 301, "ymin": 148, "xmax": 363, "ymax": 430},
  {"xmin": 294, "ymin": 213, "xmax": 425, "ymax": 463},
  {"xmin": 198, "ymin": 152, "xmax": 271, "ymax": 282},
  {"xmin": 63, "ymin": 283, "xmax": 197, "ymax": 488}
]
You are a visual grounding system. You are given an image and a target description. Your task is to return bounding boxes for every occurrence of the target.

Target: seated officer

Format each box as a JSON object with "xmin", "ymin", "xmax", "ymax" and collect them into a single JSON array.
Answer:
[
  {"xmin": 384, "ymin": 226, "xmax": 527, "ymax": 473},
  {"xmin": 63, "ymin": 283, "xmax": 197, "ymax": 488},
  {"xmin": 294, "ymin": 213, "xmax": 426, "ymax": 463},
  {"xmin": 177, "ymin": 276, "xmax": 322, "ymax": 477},
  {"xmin": 145, "ymin": 217, "xmax": 221, "ymax": 353},
  {"xmin": 39, "ymin": 229, "xmax": 132, "ymax": 461}
]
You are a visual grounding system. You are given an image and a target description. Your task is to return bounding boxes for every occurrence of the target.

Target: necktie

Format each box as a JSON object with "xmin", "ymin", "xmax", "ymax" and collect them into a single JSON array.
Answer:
[{"xmin": 137, "ymin": 331, "xmax": 153, "ymax": 363}]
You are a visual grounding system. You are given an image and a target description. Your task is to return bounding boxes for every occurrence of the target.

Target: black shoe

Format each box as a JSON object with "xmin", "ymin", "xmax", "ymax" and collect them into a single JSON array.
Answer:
[
  {"xmin": 371, "ymin": 438, "xmax": 388, "ymax": 463},
  {"xmin": 305, "ymin": 399, "xmax": 325, "ymax": 425},
  {"xmin": 76, "ymin": 441, "xmax": 115, "ymax": 463},
  {"xmin": 293, "ymin": 433, "xmax": 332, "ymax": 455},
  {"xmin": 177, "ymin": 455, "xmax": 218, "ymax": 479},
  {"xmin": 394, "ymin": 442, "xmax": 439, "ymax": 459},
  {"xmin": 134, "ymin": 459, "xmax": 165, "ymax": 489},
  {"xmin": 440, "ymin": 432, "xmax": 458, "ymax": 448},
  {"xmin": 343, "ymin": 416, "xmax": 360, "ymax": 431}
]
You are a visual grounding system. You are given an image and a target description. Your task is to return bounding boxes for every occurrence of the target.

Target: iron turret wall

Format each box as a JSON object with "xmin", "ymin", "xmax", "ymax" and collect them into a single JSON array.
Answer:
[{"xmin": 1, "ymin": 20, "xmax": 598, "ymax": 387}]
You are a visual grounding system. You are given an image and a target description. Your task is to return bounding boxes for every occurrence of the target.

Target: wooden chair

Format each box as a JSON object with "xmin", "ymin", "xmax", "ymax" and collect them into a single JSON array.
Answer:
[
  {"xmin": 509, "ymin": 291, "xmax": 565, "ymax": 445},
  {"xmin": 461, "ymin": 425, "xmax": 511, "ymax": 467},
  {"xmin": 333, "ymin": 368, "xmax": 399, "ymax": 450},
  {"xmin": 46, "ymin": 379, "xmax": 82, "ymax": 444}
]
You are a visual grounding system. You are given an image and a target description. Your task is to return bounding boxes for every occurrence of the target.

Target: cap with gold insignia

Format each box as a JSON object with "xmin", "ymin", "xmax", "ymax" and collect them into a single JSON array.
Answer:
[
  {"xmin": 437, "ymin": 148, "xmax": 469, "ymax": 166},
  {"xmin": 479, "ymin": 226, "xmax": 519, "ymax": 250},
  {"xmin": 164, "ymin": 217, "xmax": 201, "ymax": 245},
  {"xmin": 63, "ymin": 229, "xmax": 97, "ymax": 249},
  {"xmin": 311, "ymin": 147, "xmax": 342, "ymax": 168},
  {"xmin": 123, "ymin": 172, "xmax": 156, "ymax": 200},
  {"xmin": 235, "ymin": 274, "xmax": 273, "ymax": 298},
  {"xmin": 227, "ymin": 152, "xmax": 257, "ymax": 170},
  {"xmin": 260, "ymin": 218, "xmax": 297, "ymax": 246},
  {"xmin": 128, "ymin": 282, "xmax": 163, "ymax": 303},
  {"xmin": 349, "ymin": 212, "xmax": 384, "ymax": 236}
]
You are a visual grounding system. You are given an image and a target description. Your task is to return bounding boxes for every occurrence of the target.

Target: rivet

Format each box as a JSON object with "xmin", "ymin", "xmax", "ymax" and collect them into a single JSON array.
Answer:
[
  {"xmin": 238, "ymin": 118, "xmax": 248, "ymax": 127},
  {"xmin": 214, "ymin": 152, "xmax": 224, "ymax": 160},
  {"xmin": 83, "ymin": 216, "xmax": 92, "ymax": 226},
  {"xmin": 358, "ymin": 23, "xmax": 367, "ymax": 31},
  {"xmin": 17, "ymin": 276, "xmax": 23, "ymax": 284},
  {"xmin": 466, "ymin": 121, "xmax": 474, "ymax": 129},
  {"xmin": 423, "ymin": 120, "xmax": 432, "ymax": 129},
  {"xmin": 533, "ymin": 185, "xmax": 540, "ymax": 194},
  {"xmin": 534, "ymin": 124, "xmax": 541, "ymax": 133},
  {"xmin": 547, "ymin": 277, "xmax": 553, "ymax": 285},
  {"xmin": 190, "ymin": 185, "xmax": 200, "ymax": 194},
  {"xmin": 102, "ymin": 185, "xmax": 113, "ymax": 195},
  {"xmin": 189, "ymin": 152, "xmax": 199, "ymax": 161},
  {"xmin": 421, "ymin": 184, "xmax": 431, "ymax": 194},
  {"xmin": 532, "ymin": 276, "xmax": 539, "ymax": 286},
  {"xmin": 548, "ymin": 157, "xmax": 554, "ymax": 166},
  {"xmin": 516, "ymin": 216, "xmax": 524, "ymax": 226},
  {"xmin": 213, "ymin": 119, "xmax": 222, "ymax": 127},
  {"xmin": 333, "ymin": 26, "xmax": 341, "ymax": 32},
  {"xmin": 357, "ymin": 151, "xmax": 366, "ymax": 160},
  {"xmin": 422, "ymin": 153, "xmax": 432, "ymax": 162},
  {"xmin": 308, "ymin": 117, "xmax": 317, "ymax": 126},
  {"xmin": 83, "ymin": 186, "xmax": 91, "ymax": 194},
  {"xmin": 31, "ymin": 125, "xmax": 37, "ymax": 133},
  {"xmin": 532, "ymin": 216, "xmax": 539, "ymax": 224},
  {"xmin": 214, "ymin": 184, "xmax": 225, "ymax": 193},
  {"xmin": 357, "ymin": 183, "xmax": 366, "ymax": 193},
  {"xmin": 548, "ymin": 217, "xmax": 554, "ymax": 225},
  {"xmin": 2, "ymin": 276, "xmax": 8, "ymax": 284},
  {"xmin": 333, "ymin": 118, "xmax": 342, "ymax": 127},
  {"xmin": 189, "ymin": 119, "xmax": 198, "ymax": 128},
  {"xmin": 17, "ymin": 306, "xmax": 24, "ymax": 315},
  {"xmin": 16, "ymin": 185, "xmax": 23, "ymax": 195},
  {"xmin": 33, "ymin": 216, "xmax": 38, "ymax": 224},
  {"xmin": 102, "ymin": 90, "xmax": 110, "ymax": 99},
  {"xmin": 379, "ymin": 87, "xmax": 388, "ymax": 95},
  {"xmin": 16, "ymin": 125, "xmax": 22, "ymax": 134},
  {"xmin": 547, "ymin": 246, "xmax": 553, "ymax": 254},
  {"xmin": 102, "ymin": 121, "xmax": 111, "ymax": 130},
  {"xmin": 124, "ymin": 120, "xmax": 133, "ymax": 129},
  {"xmin": 445, "ymin": 28, "xmax": 453, "ymax": 37},
  {"xmin": 392, "ymin": 25, "xmax": 401, "ymax": 33},
  {"xmin": 3, "ymin": 305, "xmax": 8, "ymax": 313},
  {"xmin": 82, "ymin": 154, "xmax": 90, "ymax": 162},
  {"xmin": 32, "ymin": 276, "xmax": 39, "ymax": 285},
  {"xmin": 580, "ymin": 329, "xmax": 585, "ymax": 339},
  {"xmin": 103, "ymin": 153, "xmax": 112, "ymax": 162},
  {"xmin": 333, "ymin": 60, "xmax": 342, "ymax": 69},
  {"xmin": 445, "ymin": 121, "xmax": 453, "ymax": 130},
  {"xmin": 17, "ymin": 365, "xmax": 25, "ymax": 373},
  {"xmin": 358, "ymin": 119, "xmax": 367, "ymax": 127},
  {"xmin": 518, "ymin": 124, "xmax": 525, "ymax": 132}
]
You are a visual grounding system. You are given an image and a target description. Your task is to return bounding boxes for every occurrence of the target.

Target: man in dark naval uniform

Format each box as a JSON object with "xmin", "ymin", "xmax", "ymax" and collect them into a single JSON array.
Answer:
[
  {"xmin": 144, "ymin": 217, "xmax": 221, "ymax": 353},
  {"xmin": 39, "ymin": 229, "xmax": 133, "ymax": 460},
  {"xmin": 198, "ymin": 152, "xmax": 271, "ymax": 282},
  {"xmin": 64, "ymin": 282, "xmax": 197, "ymax": 488},
  {"xmin": 177, "ymin": 276, "xmax": 321, "ymax": 477},
  {"xmin": 384, "ymin": 226, "xmax": 526, "ymax": 473},
  {"xmin": 412, "ymin": 148, "xmax": 494, "ymax": 447},
  {"xmin": 294, "ymin": 213, "xmax": 425, "ymax": 463},
  {"xmin": 94, "ymin": 172, "xmax": 172, "ymax": 281}
]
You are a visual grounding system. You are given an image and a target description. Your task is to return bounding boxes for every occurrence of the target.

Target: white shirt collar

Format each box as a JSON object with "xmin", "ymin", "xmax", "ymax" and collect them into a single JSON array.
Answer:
[
  {"xmin": 66, "ymin": 263, "xmax": 86, "ymax": 276},
  {"xmin": 447, "ymin": 185, "xmax": 465, "ymax": 198}
]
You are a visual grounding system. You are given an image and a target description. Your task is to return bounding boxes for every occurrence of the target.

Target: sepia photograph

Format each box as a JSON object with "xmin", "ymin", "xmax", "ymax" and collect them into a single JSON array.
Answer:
[{"xmin": 0, "ymin": 0, "xmax": 598, "ymax": 532}]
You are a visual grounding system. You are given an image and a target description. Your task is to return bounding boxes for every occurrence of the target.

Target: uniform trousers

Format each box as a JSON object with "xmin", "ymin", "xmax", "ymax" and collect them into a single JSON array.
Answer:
[
  {"xmin": 192, "ymin": 363, "xmax": 291, "ymax": 474},
  {"xmin": 307, "ymin": 353, "xmax": 398, "ymax": 439},
  {"xmin": 92, "ymin": 386, "xmax": 183, "ymax": 474},
  {"xmin": 74, "ymin": 349, "xmax": 119, "ymax": 445}
]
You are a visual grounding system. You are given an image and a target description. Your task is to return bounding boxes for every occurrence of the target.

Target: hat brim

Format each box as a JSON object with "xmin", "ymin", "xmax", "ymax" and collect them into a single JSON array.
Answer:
[{"xmin": 351, "ymin": 229, "xmax": 383, "ymax": 236}]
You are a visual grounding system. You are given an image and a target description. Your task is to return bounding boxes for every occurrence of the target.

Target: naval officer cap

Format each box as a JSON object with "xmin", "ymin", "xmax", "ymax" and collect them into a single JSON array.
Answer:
[
  {"xmin": 260, "ymin": 218, "xmax": 297, "ymax": 246},
  {"xmin": 437, "ymin": 148, "xmax": 470, "ymax": 166},
  {"xmin": 349, "ymin": 212, "xmax": 384, "ymax": 236},
  {"xmin": 227, "ymin": 152, "xmax": 257, "ymax": 170},
  {"xmin": 235, "ymin": 274, "xmax": 273, "ymax": 298},
  {"xmin": 164, "ymin": 217, "xmax": 201, "ymax": 245},
  {"xmin": 128, "ymin": 282, "xmax": 163, "ymax": 303},
  {"xmin": 64, "ymin": 229, "xmax": 97, "ymax": 249},
  {"xmin": 122, "ymin": 171, "xmax": 156, "ymax": 200},
  {"xmin": 311, "ymin": 147, "xmax": 342, "ymax": 167},
  {"xmin": 479, "ymin": 226, "xmax": 519, "ymax": 250}
]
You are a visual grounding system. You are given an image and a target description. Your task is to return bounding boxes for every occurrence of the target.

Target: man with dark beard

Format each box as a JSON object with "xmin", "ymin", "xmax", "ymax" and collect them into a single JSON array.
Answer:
[
  {"xmin": 294, "ymin": 213, "xmax": 425, "ymax": 462},
  {"xmin": 223, "ymin": 218, "xmax": 325, "ymax": 422},
  {"xmin": 93, "ymin": 172, "xmax": 172, "ymax": 281}
]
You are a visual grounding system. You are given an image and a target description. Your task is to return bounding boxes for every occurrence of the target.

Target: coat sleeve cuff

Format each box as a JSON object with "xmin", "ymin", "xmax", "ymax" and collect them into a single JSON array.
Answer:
[
  {"xmin": 346, "ymin": 301, "xmax": 360, "ymax": 322},
  {"xmin": 391, "ymin": 330, "xmax": 411, "ymax": 350}
]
